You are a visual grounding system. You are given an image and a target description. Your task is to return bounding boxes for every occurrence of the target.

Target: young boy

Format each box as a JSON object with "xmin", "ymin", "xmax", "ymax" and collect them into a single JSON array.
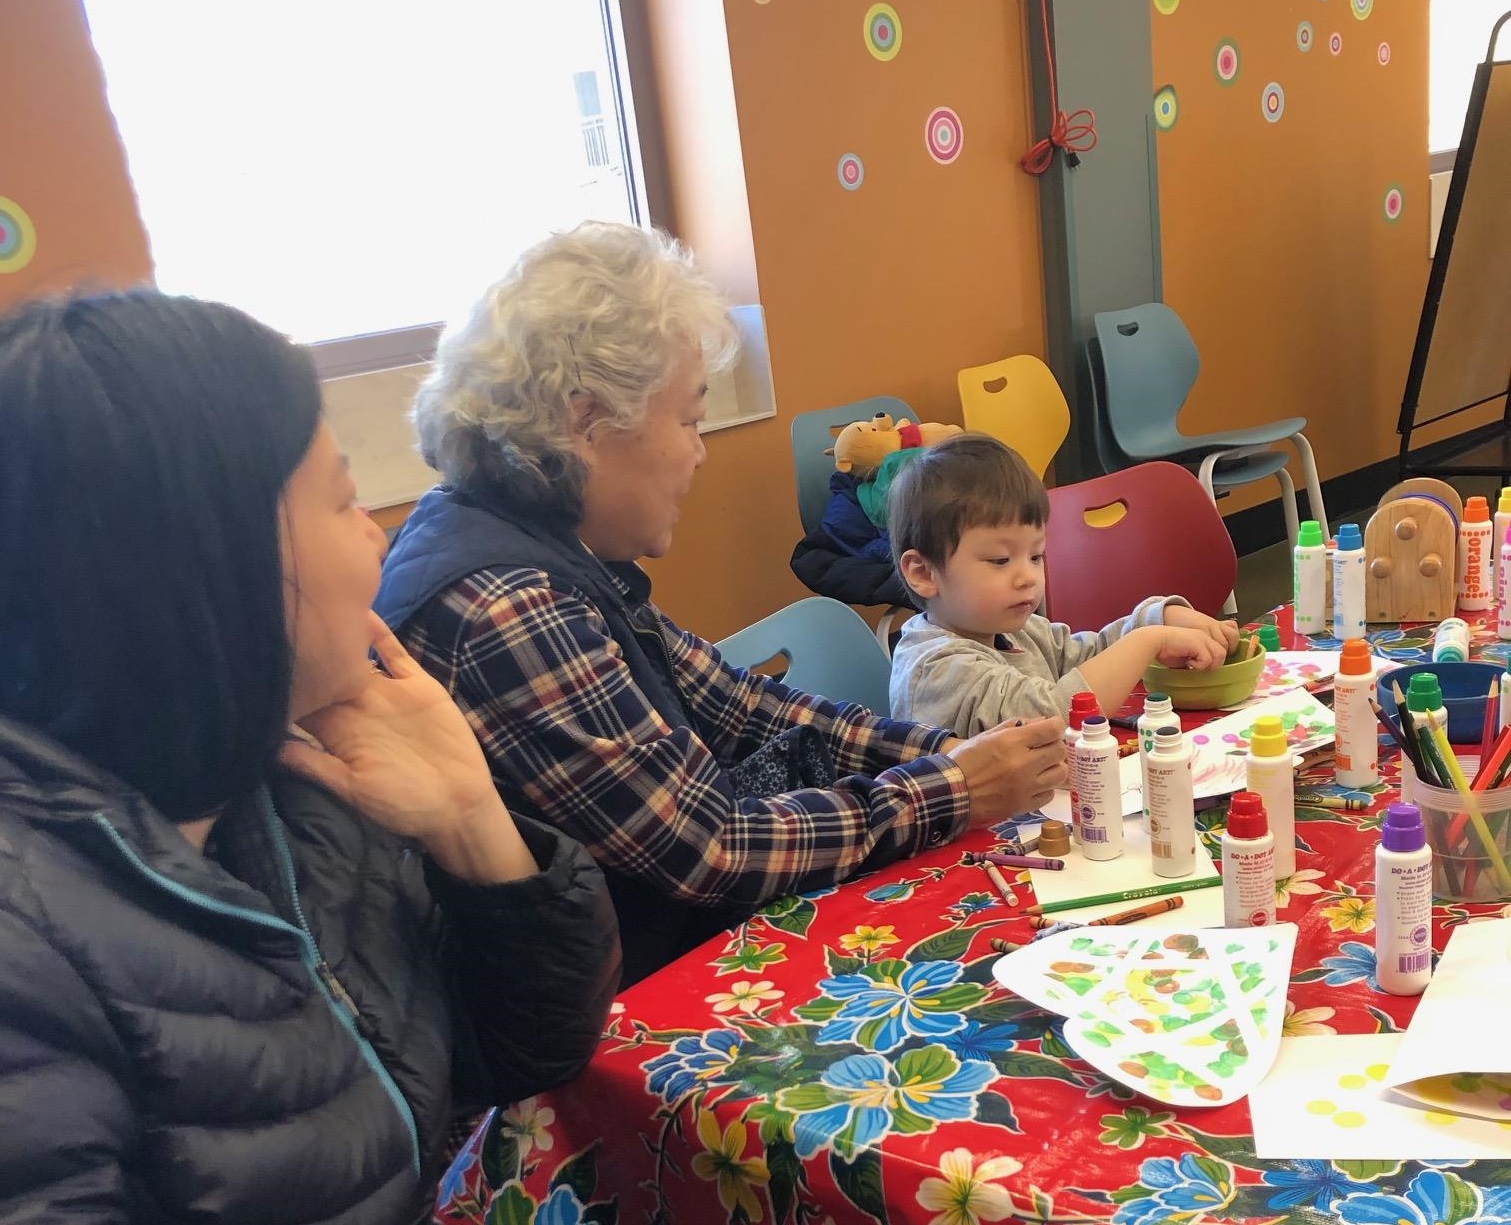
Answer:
[{"xmin": 887, "ymin": 433, "xmax": 1237, "ymax": 735}]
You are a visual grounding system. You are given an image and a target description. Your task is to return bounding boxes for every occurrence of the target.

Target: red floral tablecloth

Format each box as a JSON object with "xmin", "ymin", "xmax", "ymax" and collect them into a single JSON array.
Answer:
[{"xmin": 436, "ymin": 608, "xmax": 1511, "ymax": 1225}]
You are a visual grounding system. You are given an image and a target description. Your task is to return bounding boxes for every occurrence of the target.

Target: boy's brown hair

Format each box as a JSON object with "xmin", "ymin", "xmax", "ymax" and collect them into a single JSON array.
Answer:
[{"xmin": 887, "ymin": 432, "xmax": 1050, "ymax": 569}]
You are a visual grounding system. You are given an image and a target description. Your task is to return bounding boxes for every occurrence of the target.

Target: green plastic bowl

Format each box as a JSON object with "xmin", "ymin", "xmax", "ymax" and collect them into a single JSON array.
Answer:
[{"xmin": 1144, "ymin": 644, "xmax": 1267, "ymax": 711}]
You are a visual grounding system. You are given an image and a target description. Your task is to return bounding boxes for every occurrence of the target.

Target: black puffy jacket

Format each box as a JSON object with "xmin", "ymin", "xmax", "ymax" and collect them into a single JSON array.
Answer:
[{"xmin": 0, "ymin": 716, "xmax": 619, "ymax": 1224}]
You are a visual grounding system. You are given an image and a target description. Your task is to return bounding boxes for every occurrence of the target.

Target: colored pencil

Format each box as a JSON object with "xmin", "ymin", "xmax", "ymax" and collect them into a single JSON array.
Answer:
[
  {"xmin": 981, "ymin": 862, "xmax": 1020, "ymax": 906},
  {"xmin": 1392, "ymin": 680, "xmax": 1430, "ymax": 779},
  {"xmin": 979, "ymin": 852, "xmax": 1065, "ymax": 871},
  {"xmin": 1368, "ymin": 692, "xmax": 1425, "ymax": 776},
  {"xmin": 1422, "ymin": 710, "xmax": 1511, "ymax": 892},
  {"xmin": 1480, "ymin": 678, "xmax": 1500, "ymax": 765},
  {"xmin": 1471, "ymin": 721, "xmax": 1511, "ymax": 790},
  {"xmin": 1086, "ymin": 895, "xmax": 1185, "ymax": 926},
  {"xmin": 1025, "ymin": 875, "xmax": 1222, "ymax": 916}
]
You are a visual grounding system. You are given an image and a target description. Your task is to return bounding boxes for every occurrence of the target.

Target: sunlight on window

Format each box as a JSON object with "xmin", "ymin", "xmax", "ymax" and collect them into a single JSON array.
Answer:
[
  {"xmin": 1430, "ymin": 0, "xmax": 1509, "ymax": 152},
  {"xmin": 84, "ymin": 1, "xmax": 637, "ymax": 343}
]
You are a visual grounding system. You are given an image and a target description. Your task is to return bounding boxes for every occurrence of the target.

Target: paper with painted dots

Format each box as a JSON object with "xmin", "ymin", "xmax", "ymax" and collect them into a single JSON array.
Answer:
[
  {"xmin": 1249, "ymin": 1034, "xmax": 1511, "ymax": 1159},
  {"xmin": 993, "ymin": 925, "xmax": 1295, "ymax": 1107},
  {"xmin": 1381, "ymin": 917, "xmax": 1511, "ymax": 1122}
]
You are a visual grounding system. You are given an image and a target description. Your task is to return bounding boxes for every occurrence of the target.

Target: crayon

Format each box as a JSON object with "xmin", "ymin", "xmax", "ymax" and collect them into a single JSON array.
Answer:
[
  {"xmin": 981, "ymin": 862, "xmax": 1020, "ymax": 906},
  {"xmin": 1297, "ymin": 794, "xmax": 1370, "ymax": 812},
  {"xmin": 1086, "ymin": 895, "xmax": 1185, "ymax": 926},
  {"xmin": 978, "ymin": 852, "xmax": 1065, "ymax": 871}
]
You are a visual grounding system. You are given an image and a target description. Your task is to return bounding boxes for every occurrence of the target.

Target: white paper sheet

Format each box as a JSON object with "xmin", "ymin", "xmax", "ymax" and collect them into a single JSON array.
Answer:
[
  {"xmin": 994, "ymin": 925, "xmax": 1295, "ymax": 1107},
  {"xmin": 1380, "ymin": 917, "xmax": 1511, "ymax": 1121},
  {"xmin": 1250, "ymin": 1033, "xmax": 1511, "ymax": 1159},
  {"xmin": 1024, "ymin": 816, "xmax": 1225, "ymax": 926},
  {"xmin": 1220, "ymin": 650, "xmax": 1342, "ymax": 710}
]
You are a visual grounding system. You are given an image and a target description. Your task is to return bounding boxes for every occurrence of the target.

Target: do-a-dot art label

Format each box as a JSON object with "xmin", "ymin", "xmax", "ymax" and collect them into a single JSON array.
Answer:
[
  {"xmin": 0, "ymin": 197, "xmax": 38, "ymax": 274},
  {"xmin": 1296, "ymin": 21, "xmax": 1314, "ymax": 53},
  {"xmin": 864, "ymin": 3, "xmax": 901, "ymax": 62},
  {"xmin": 1214, "ymin": 39, "xmax": 1240, "ymax": 85},
  {"xmin": 924, "ymin": 106, "xmax": 963, "ymax": 165},
  {"xmin": 1383, "ymin": 185, "xmax": 1404, "ymax": 223},
  {"xmin": 1261, "ymin": 82, "xmax": 1285, "ymax": 124},
  {"xmin": 1153, "ymin": 84, "xmax": 1179, "ymax": 131},
  {"xmin": 836, "ymin": 153, "xmax": 864, "ymax": 191}
]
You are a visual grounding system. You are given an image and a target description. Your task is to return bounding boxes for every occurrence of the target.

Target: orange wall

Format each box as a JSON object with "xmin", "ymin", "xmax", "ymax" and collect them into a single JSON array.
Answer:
[
  {"xmin": 0, "ymin": 2, "xmax": 151, "ymax": 308},
  {"xmin": 1151, "ymin": 1, "xmax": 1441, "ymax": 516},
  {"xmin": 643, "ymin": 0, "xmax": 1046, "ymax": 637}
]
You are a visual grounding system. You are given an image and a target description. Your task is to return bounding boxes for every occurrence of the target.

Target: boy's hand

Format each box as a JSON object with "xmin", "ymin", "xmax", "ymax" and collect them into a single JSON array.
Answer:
[
  {"xmin": 1152, "ymin": 625, "xmax": 1229, "ymax": 672},
  {"xmin": 1163, "ymin": 605, "xmax": 1240, "ymax": 656}
]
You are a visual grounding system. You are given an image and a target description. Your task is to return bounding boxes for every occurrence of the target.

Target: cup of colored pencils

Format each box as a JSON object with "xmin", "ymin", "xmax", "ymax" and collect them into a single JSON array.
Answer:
[{"xmin": 1382, "ymin": 679, "xmax": 1511, "ymax": 902}]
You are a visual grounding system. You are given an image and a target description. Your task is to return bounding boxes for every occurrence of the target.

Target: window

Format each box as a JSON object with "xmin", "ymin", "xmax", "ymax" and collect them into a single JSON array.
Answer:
[
  {"xmin": 84, "ymin": 1, "xmax": 643, "ymax": 369},
  {"xmin": 1430, "ymin": 0, "xmax": 1508, "ymax": 166}
]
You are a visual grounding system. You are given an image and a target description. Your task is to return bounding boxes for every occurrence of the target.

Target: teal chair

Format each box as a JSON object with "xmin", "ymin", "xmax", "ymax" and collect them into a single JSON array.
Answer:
[
  {"xmin": 790, "ymin": 397, "xmax": 918, "ymax": 536},
  {"xmin": 1092, "ymin": 303, "xmax": 1329, "ymax": 546},
  {"xmin": 716, "ymin": 597, "xmax": 893, "ymax": 715}
]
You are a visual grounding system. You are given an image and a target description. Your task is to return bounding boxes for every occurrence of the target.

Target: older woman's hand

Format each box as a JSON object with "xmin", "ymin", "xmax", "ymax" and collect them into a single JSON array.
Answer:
[
  {"xmin": 279, "ymin": 613, "xmax": 537, "ymax": 883},
  {"xmin": 947, "ymin": 716, "xmax": 1068, "ymax": 827}
]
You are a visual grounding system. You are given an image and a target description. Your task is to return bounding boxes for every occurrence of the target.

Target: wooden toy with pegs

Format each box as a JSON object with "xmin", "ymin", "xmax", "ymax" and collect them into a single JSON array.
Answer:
[{"xmin": 1365, "ymin": 478, "xmax": 1459, "ymax": 622}]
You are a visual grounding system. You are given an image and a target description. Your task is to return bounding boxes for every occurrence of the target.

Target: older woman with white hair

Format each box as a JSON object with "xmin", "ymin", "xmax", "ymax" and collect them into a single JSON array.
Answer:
[{"xmin": 375, "ymin": 221, "xmax": 1066, "ymax": 984}]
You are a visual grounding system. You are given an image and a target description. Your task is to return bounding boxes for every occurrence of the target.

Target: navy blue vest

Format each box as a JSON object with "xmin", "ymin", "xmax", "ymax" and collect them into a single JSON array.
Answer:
[{"xmin": 374, "ymin": 485, "xmax": 745, "ymax": 984}]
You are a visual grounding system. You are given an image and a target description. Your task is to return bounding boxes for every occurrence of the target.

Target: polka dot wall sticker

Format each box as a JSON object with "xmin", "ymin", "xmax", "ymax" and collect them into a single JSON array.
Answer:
[
  {"xmin": 864, "ymin": 3, "xmax": 901, "ymax": 62},
  {"xmin": 1153, "ymin": 84, "xmax": 1179, "ymax": 131},
  {"xmin": 0, "ymin": 197, "xmax": 38, "ymax": 274},
  {"xmin": 1329, "ymin": 31, "xmax": 1343, "ymax": 56},
  {"xmin": 1378, "ymin": 42, "xmax": 1391, "ymax": 65},
  {"xmin": 1152, "ymin": 0, "xmax": 1180, "ymax": 14},
  {"xmin": 836, "ymin": 152, "xmax": 864, "ymax": 191},
  {"xmin": 924, "ymin": 106, "xmax": 963, "ymax": 164},
  {"xmin": 1214, "ymin": 39, "xmax": 1240, "ymax": 85},
  {"xmin": 1351, "ymin": 0, "xmax": 1373, "ymax": 19},
  {"xmin": 1383, "ymin": 184, "xmax": 1404, "ymax": 223},
  {"xmin": 1261, "ymin": 82, "xmax": 1285, "ymax": 124},
  {"xmin": 1297, "ymin": 21, "xmax": 1314, "ymax": 52}
]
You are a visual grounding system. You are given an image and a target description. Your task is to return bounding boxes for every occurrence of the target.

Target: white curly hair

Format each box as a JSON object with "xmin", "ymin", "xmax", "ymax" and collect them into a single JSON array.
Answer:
[{"xmin": 413, "ymin": 221, "xmax": 739, "ymax": 517}]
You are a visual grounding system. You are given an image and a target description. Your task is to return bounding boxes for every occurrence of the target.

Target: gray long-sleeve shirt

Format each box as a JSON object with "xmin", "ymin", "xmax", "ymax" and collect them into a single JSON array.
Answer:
[{"xmin": 888, "ymin": 596, "xmax": 1188, "ymax": 733}]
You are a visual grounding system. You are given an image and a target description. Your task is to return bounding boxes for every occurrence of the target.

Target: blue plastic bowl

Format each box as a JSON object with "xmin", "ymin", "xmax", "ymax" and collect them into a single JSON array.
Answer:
[{"xmin": 1375, "ymin": 661, "xmax": 1504, "ymax": 744}]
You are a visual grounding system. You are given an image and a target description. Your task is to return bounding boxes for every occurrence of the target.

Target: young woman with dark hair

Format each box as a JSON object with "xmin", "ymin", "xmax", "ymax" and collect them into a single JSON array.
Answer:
[{"xmin": 0, "ymin": 290, "xmax": 619, "ymax": 1224}]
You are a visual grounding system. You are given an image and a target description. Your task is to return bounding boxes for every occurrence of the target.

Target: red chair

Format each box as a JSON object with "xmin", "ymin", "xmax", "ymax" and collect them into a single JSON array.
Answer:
[{"xmin": 1043, "ymin": 461, "xmax": 1238, "ymax": 629}]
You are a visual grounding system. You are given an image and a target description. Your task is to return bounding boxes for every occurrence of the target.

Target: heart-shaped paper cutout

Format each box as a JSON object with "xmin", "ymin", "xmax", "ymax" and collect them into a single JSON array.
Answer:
[{"xmin": 994, "ymin": 925, "xmax": 1296, "ymax": 1107}]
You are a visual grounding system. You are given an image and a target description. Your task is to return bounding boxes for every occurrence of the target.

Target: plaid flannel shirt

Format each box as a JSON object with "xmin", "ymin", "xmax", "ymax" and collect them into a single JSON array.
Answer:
[{"xmin": 401, "ymin": 565, "xmax": 970, "ymax": 910}]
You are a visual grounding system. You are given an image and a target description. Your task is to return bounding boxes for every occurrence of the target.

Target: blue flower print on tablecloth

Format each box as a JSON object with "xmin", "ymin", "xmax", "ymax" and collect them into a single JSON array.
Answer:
[
  {"xmin": 436, "ymin": 1145, "xmax": 478, "ymax": 1207},
  {"xmin": 1112, "ymin": 1154, "xmax": 1237, "ymax": 1225},
  {"xmin": 774, "ymin": 1048, "xmax": 997, "ymax": 1159},
  {"xmin": 1261, "ymin": 1160, "xmax": 1370, "ymax": 1211},
  {"xmin": 948, "ymin": 890, "xmax": 998, "ymax": 920},
  {"xmin": 1482, "ymin": 1184, "xmax": 1511, "ymax": 1223},
  {"xmin": 812, "ymin": 959, "xmax": 986, "ymax": 1052},
  {"xmin": 1336, "ymin": 1168, "xmax": 1491, "ymax": 1225},
  {"xmin": 1318, "ymin": 940, "xmax": 1381, "ymax": 989},
  {"xmin": 535, "ymin": 1183, "xmax": 587, "ymax": 1225},
  {"xmin": 941, "ymin": 1019, "xmax": 1019, "ymax": 1061},
  {"xmin": 643, "ymin": 1028, "xmax": 742, "ymax": 1102}
]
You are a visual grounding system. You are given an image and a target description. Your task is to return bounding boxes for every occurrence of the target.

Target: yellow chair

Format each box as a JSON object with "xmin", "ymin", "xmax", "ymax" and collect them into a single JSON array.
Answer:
[{"xmin": 956, "ymin": 354, "xmax": 1071, "ymax": 478}]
